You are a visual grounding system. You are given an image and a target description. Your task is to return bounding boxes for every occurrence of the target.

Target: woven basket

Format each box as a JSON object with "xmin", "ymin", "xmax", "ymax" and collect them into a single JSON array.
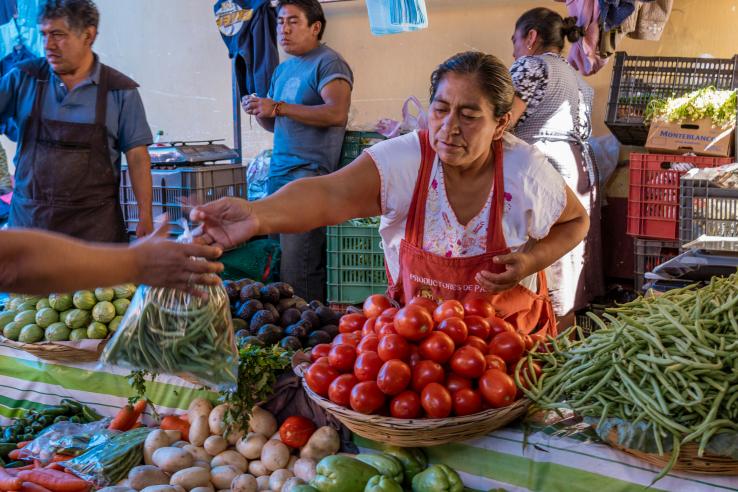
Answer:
[
  {"xmin": 0, "ymin": 336, "xmax": 108, "ymax": 363},
  {"xmin": 302, "ymin": 377, "xmax": 529, "ymax": 447},
  {"xmin": 606, "ymin": 430, "xmax": 738, "ymax": 476}
]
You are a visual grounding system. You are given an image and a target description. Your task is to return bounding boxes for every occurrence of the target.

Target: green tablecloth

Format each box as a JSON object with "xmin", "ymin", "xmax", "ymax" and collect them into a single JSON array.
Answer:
[{"xmin": 1, "ymin": 344, "xmax": 735, "ymax": 491}]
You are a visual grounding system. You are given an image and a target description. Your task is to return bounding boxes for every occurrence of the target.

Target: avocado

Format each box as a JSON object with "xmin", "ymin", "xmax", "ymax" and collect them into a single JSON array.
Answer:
[
  {"xmin": 316, "ymin": 305, "xmax": 339, "ymax": 325},
  {"xmin": 279, "ymin": 336, "xmax": 302, "ymax": 351},
  {"xmin": 301, "ymin": 310, "xmax": 320, "ymax": 329},
  {"xmin": 223, "ymin": 280, "xmax": 240, "ymax": 302},
  {"xmin": 259, "ymin": 285, "xmax": 280, "ymax": 305},
  {"xmin": 237, "ymin": 300, "xmax": 263, "ymax": 322},
  {"xmin": 257, "ymin": 324, "xmax": 283, "ymax": 345},
  {"xmin": 321, "ymin": 324, "xmax": 339, "ymax": 339},
  {"xmin": 280, "ymin": 308, "xmax": 302, "ymax": 328},
  {"xmin": 263, "ymin": 303, "xmax": 280, "ymax": 322},
  {"xmin": 249, "ymin": 309, "xmax": 276, "ymax": 333},
  {"xmin": 232, "ymin": 318, "xmax": 248, "ymax": 332},
  {"xmin": 271, "ymin": 282, "xmax": 295, "ymax": 299},
  {"xmin": 238, "ymin": 335, "xmax": 264, "ymax": 348},
  {"xmin": 307, "ymin": 330, "xmax": 331, "ymax": 347},
  {"xmin": 285, "ymin": 323, "xmax": 309, "ymax": 340},
  {"xmin": 239, "ymin": 283, "xmax": 261, "ymax": 302}
]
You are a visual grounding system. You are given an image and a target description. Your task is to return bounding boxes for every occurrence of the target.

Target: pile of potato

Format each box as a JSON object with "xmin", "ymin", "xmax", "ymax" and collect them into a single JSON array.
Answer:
[{"xmin": 114, "ymin": 399, "xmax": 340, "ymax": 492}]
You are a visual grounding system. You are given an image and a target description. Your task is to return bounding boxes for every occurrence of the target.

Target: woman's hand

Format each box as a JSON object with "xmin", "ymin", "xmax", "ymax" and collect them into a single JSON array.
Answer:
[
  {"xmin": 190, "ymin": 197, "xmax": 259, "ymax": 249},
  {"xmin": 130, "ymin": 222, "xmax": 224, "ymax": 294},
  {"xmin": 475, "ymin": 252, "xmax": 537, "ymax": 293}
]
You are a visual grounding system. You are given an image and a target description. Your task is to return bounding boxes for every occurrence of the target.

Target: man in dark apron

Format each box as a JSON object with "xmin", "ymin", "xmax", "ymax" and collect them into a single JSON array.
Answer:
[{"xmin": 0, "ymin": 0, "xmax": 153, "ymax": 242}]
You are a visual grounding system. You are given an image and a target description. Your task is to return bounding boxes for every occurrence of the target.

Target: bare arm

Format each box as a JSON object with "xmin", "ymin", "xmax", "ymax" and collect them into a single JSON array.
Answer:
[
  {"xmin": 126, "ymin": 145, "xmax": 153, "ymax": 236},
  {"xmin": 0, "ymin": 226, "xmax": 224, "ymax": 295},
  {"xmin": 244, "ymin": 79, "xmax": 352, "ymax": 129},
  {"xmin": 508, "ymin": 95, "xmax": 528, "ymax": 129}
]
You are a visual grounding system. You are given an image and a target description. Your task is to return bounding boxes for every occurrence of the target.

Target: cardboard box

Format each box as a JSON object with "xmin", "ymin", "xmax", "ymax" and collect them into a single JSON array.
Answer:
[{"xmin": 645, "ymin": 117, "xmax": 735, "ymax": 157}]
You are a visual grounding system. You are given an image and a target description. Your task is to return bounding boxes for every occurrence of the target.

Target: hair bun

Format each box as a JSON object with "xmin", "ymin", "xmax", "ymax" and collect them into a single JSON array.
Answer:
[{"xmin": 561, "ymin": 16, "xmax": 585, "ymax": 43}]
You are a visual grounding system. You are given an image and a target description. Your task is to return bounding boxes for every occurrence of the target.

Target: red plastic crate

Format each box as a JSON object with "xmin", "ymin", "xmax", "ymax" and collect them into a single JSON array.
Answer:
[{"xmin": 626, "ymin": 153, "xmax": 733, "ymax": 240}]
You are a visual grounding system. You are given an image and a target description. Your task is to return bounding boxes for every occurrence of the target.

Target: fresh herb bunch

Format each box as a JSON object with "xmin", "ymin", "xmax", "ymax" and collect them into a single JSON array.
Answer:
[
  {"xmin": 645, "ymin": 87, "xmax": 737, "ymax": 127},
  {"xmin": 127, "ymin": 369, "xmax": 160, "ymax": 420},
  {"xmin": 347, "ymin": 216, "xmax": 381, "ymax": 227},
  {"xmin": 220, "ymin": 344, "xmax": 292, "ymax": 436}
]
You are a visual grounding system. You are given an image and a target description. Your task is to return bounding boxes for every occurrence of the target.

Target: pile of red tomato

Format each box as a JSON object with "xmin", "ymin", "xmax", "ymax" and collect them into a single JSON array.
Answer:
[{"xmin": 304, "ymin": 294, "xmax": 544, "ymax": 419}]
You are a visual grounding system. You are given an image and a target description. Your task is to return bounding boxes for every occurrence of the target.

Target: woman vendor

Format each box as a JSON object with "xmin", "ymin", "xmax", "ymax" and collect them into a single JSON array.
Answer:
[
  {"xmin": 509, "ymin": 8, "xmax": 604, "ymax": 326},
  {"xmin": 192, "ymin": 51, "xmax": 589, "ymax": 336}
]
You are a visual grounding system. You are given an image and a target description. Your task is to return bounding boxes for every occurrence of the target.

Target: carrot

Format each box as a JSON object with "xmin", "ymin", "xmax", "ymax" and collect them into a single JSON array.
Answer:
[
  {"xmin": 7, "ymin": 450, "xmax": 22, "ymax": 461},
  {"xmin": 159, "ymin": 415, "xmax": 190, "ymax": 441},
  {"xmin": 20, "ymin": 482, "xmax": 53, "ymax": 492},
  {"xmin": 0, "ymin": 468, "xmax": 22, "ymax": 490},
  {"xmin": 49, "ymin": 456, "xmax": 71, "ymax": 464},
  {"xmin": 17, "ymin": 469, "xmax": 89, "ymax": 492},
  {"xmin": 108, "ymin": 399, "xmax": 147, "ymax": 432},
  {"xmin": 16, "ymin": 442, "xmax": 31, "ymax": 449},
  {"xmin": 44, "ymin": 464, "xmax": 63, "ymax": 472}
]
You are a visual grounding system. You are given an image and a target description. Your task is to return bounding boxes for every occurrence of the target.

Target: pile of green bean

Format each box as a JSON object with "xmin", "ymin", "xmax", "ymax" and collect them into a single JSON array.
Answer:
[
  {"xmin": 517, "ymin": 273, "xmax": 738, "ymax": 478},
  {"xmin": 102, "ymin": 285, "xmax": 238, "ymax": 388}
]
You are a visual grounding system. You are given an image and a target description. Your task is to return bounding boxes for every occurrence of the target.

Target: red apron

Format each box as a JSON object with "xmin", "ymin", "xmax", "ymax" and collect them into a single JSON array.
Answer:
[{"xmin": 387, "ymin": 130, "xmax": 557, "ymax": 337}]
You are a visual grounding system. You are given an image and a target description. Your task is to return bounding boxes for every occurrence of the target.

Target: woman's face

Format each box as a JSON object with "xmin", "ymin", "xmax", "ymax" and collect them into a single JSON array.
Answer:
[
  {"xmin": 428, "ymin": 72, "xmax": 508, "ymax": 168},
  {"xmin": 511, "ymin": 28, "xmax": 528, "ymax": 60}
]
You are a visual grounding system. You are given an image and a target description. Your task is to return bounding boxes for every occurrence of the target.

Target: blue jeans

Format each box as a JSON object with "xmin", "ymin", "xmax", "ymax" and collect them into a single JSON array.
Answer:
[{"xmin": 268, "ymin": 169, "xmax": 326, "ymax": 303}]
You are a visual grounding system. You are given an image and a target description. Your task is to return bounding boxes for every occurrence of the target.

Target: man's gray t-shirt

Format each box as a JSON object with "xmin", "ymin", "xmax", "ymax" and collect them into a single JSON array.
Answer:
[{"xmin": 268, "ymin": 44, "xmax": 353, "ymax": 178}]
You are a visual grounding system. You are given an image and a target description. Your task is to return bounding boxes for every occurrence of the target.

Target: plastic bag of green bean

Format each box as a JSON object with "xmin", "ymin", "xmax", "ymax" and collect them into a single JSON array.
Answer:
[{"xmin": 100, "ymin": 227, "xmax": 238, "ymax": 390}]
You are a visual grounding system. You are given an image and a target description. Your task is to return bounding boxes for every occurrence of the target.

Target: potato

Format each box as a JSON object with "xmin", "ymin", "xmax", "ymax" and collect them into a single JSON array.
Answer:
[
  {"xmin": 230, "ymin": 474, "xmax": 257, "ymax": 492},
  {"xmin": 153, "ymin": 447, "xmax": 195, "ymax": 473},
  {"xmin": 247, "ymin": 461, "xmax": 268, "ymax": 477},
  {"xmin": 184, "ymin": 445, "xmax": 211, "ymax": 464},
  {"xmin": 170, "ymin": 467, "xmax": 212, "ymax": 491},
  {"xmin": 204, "ymin": 436, "xmax": 228, "ymax": 456},
  {"xmin": 190, "ymin": 415, "xmax": 210, "ymax": 447},
  {"xmin": 144, "ymin": 430, "xmax": 174, "ymax": 466},
  {"xmin": 188, "ymin": 397, "xmax": 214, "ymax": 422},
  {"xmin": 191, "ymin": 488, "xmax": 215, "ymax": 492},
  {"xmin": 298, "ymin": 427, "xmax": 339, "ymax": 461},
  {"xmin": 236, "ymin": 433, "xmax": 267, "ymax": 460},
  {"xmin": 248, "ymin": 407, "xmax": 276, "ymax": 437},
  {"xmin": 129, "ymin": 465, "xmax": 170, "ymax": 490},
  {"xmin": 286, "ymin": 456, "xmax": 297, "ymax": 472},
  {"xmin": 172, "ymin": 441, "xmax": 190, "ymax": 449},
  {"xmin": 193, "ymin": 461, "xmax": 212, "ymax": 471},
  {"xmin": 268, "ymin": 470, "xmax": 292, "ymax": 492},
  {"xmin": 279, "ymin": 477, "xmax": 305, "ymax": 492},
  {"xmin": 269, "ymin": 432, "xmax": 281, "ymax": 442},
  {"xmin": 210, "ymin": 465, "xmax": 241, "ymax": 490},
  {"xmin": 291, "ymin": 459, "xmax": 316, "ymax": 483},
  {"xmin": 260, "ymin": 440, "xmax": 289, "ymax": 472},
  {"xmin": 255, "ymin": 476, "xmax": 270, "ymax": 492},
  {"xmin": 226, "ymin": 429, "xmax": 245, "ymax": 446},
  {"xmin": 163, "ymin": 430, "xmax": 182, "ymax": 444},
  {"xmin": 98, "ymin": 487, "xmax": 135, "ymax": 492},
  {"xmin": 211, "ymin": 450, "xmax": 248, "ymax": 472},
  {"xmin": 141, "ymin": 487, "xmax": 182, "ymax": 492},
  {"xmin": 209, "ymin": 404, "xmax": 229, "ymax": 436}
]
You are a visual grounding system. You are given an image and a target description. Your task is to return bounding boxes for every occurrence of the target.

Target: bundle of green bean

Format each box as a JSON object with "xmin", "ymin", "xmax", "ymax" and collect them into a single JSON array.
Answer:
[
  {"xmin": 102, "ymin": 285, "xmax": 238, "ymax": 388},
  {"xmin": 516, "ymin": 273, "xmax": 738, "ymax": 478}
]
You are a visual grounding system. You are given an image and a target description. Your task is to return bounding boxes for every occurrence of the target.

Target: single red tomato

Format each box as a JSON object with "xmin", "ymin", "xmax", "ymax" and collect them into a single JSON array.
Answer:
[
  {"xmin": 437, "ymin": 317, "xmax": 468, "ymax": 345},
  {"xmin": 329, "ymin": 344, "xmax": 357, "ymax": 373},
  {"xmin": 394, "ymin": 305, "xmax": 434, "ymax": 342},
  {"xmin": 339, "ymin": 313, "xmax": 367, "ymax": 334},
  {"xmin": 376, "ymin": 313, "xmax": 395, "ymax": 328},
  {"xmin": 408, "ymin": 345, "xmax": 422, "ymax": 368},
  {"xmin": 327, "ymin": 374, "xmax": 358, "ymax": 406},
  {"xmin": 363, "ymin": 295, "xmax": 393, "ymax": 319},
  {"xmin": 278, "ymin": 416, "xmax": 316, "ymax": 448},
  {"xmin": 445, "ymin": 373, "xmax": 472, "ymax": 395},
  {"xmin": 354, "ymin": 351, "xmax": 382, "ymax": 382},
  {"xmin": 376, "ymin": 359, "xmax": 412, "ymax": 395},
  {"xmin": 362, "ymin": 318, "xmax": 377, "ymax": 338},
  {"xmin": 356, "ymin": 335, "xmax": 379, "ymax": 354},
  {"xmin": 453, "ymin": 388, "xmax": 483, "ymax": 416},
  {"xmin": 449, "ymin": 345, "xmax": 486, "ymax": 379},
  {"xmin": 464, "ymin": 316, "xmax": 491, "ymax": 341},
  {"xmin": 484, "ymin": 354, "xmax": 507, "ymax": 372},
  {"xmin": 421, "ymin": 382, "xmax": 453, "ymax": 418},
  {"xmin": 350, "ymin": 381, "xmax": 385, "ymax": 414},
  {"xmin": 408, "ymin": 296, "xmax": 438, "ymax": 316},
  {"xmin": 419, "ymin": 331, "xmax": 455, "ymax": 364},
  {"xmin": 310, "ymin": 344, "xmax": 331, "ymax": 362},
  {"xmin": 464, "ymin": 335, "xmax": 488, "ymax": 354},
  {"xmin": 515, "ymin": 361, "xmax": 543, "ymax": 389},
  {"xmin": 305, "ymin": 362, "xmax": 340, "ymax": 396},
  {"xmin": 463, "ymin": 297, "xmax": 495, "ymax": 319},
  {"xmin": 411, "ymin": 360, "xmax": 445, "ymax": 392},
  {"xmin": 381, "ymin": 307, "xmax": 399, "ymax": 318},
  {"xmin": 376, "ymin": 323, "xmax": 397, "ymax": 338},
  {"xmin": 487, "ymin": 316, "xmax": 515, "ymax": 339},
  {"xmin": 519, "ymin": 332, "xmax": 534, "ymax": 351},
  {"xmin": 488, "ymin": 332, "xmax": 525, "ymax": 365},
  {"xmin": 377, "ymin": 334, "xmax": 411, "ymax": 362},
  {"xmin": 313, "ymin": 356, "xmax": 330, "ymax": 366},
  {"xmin": 433, "ymin": 300, "xmax": 465, "ymax": 324},
  {"xmin": 390, "ymin": 390, "xmax": 421, "ymax": 419},
  {"xmin": 332, "ymin": 332, "xmax": 360, "ymax": 347},
  {"xmin": 478, "ymin": 369, "xmax": 517, "ymax": 408}
]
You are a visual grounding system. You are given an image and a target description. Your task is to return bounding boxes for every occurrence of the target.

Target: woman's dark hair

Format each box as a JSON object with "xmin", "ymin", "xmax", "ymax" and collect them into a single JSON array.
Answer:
[
  {"xmin": 515, "ymin": 7, "xmax": 585, "ymax": 51},
  {"xmin": 430, "ymin": 51, "xmax": 514, "ymax": 118},
  {"xmin": 39, "ymin": 0, "xmax": 99, "ymax": 32},
  {"xmin": 277, "ymin": 0, "xmax": 327, "ymax": 40}
]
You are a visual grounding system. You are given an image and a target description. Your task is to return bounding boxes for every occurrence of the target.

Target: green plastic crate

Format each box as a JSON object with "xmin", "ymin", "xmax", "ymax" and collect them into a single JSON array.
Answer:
[
  {"xmin": 338, "ymin": 131, "xmax": 386, "ymax": 168},
  {"xmin": 327, "ymin": 222, "xmax": 388, "ymax": 304}
]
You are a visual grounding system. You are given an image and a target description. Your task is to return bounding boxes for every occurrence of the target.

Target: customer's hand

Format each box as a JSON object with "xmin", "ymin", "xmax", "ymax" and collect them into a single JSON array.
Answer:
[
  {"xmin": 242, "ymin": 95, "xmax": 277, "ymax": 118},
  {"xmin": 136, "ymin": 215, "xmax": 154, "ymax": 238},
  {"xmin": 130, "ymin": 221, "xmax": 224, "ymax": 294},
  {"xmin": 190, "ymin": 197, "xmax": 258, "ymax": 250},
  {"xmin": 476, "ymin": 252, "xmax": 536, "ymax": 293}
]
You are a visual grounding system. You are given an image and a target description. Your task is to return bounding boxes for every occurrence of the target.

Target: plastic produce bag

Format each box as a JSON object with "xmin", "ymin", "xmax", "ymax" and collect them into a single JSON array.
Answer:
[
  {"xmin": 375, "ymin": 96, "xmax": 428, "ymax": 139},
  {"xmin": 100, "ymin": 226, "xmax": 238, "ymax": 390},
  {"xmin": 19, "ymin": 419, "xmax": 115, "ymax": 464},
  {"xmin": 247, "ymin": 149, "xmax": 271, "ymax": 201},
  {"xmin": 365, "ymin": 0, "xmax": 428, "ymax": 36}
]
